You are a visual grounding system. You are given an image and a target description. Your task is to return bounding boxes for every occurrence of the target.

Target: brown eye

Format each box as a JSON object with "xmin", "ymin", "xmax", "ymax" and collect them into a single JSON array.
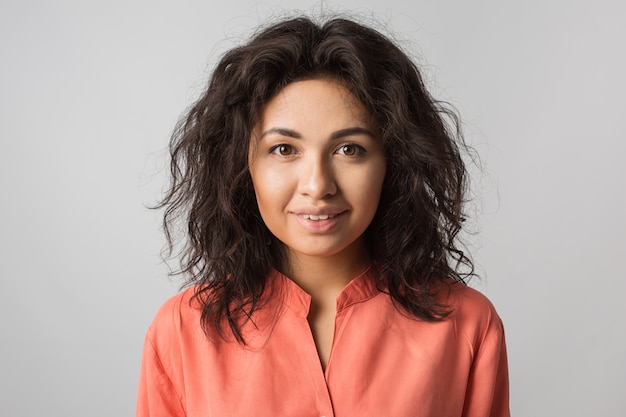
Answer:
[
  {"xmin": 271, "ymin": 144, "xmax": 295, "ymax": 156},
  {"xmin": 341, "ymin": 145, "xmax": 356, "ymax": 156},
  {"xmin": 337, "ymin": 144, "xmax": 364, "ymax": 156}
]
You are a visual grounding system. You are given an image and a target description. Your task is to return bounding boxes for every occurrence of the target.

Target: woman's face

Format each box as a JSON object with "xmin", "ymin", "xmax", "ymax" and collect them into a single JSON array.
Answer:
[{"xmin": 248, "ymin": 78, "xmax": 386, "ymax": 264}]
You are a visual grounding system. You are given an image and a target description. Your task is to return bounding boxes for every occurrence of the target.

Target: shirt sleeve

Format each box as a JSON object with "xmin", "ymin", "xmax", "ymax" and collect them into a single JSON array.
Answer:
[
  {"xmin": 461, "ymin": 312, "xmax": 510, "ymax": 417},
  {"xmin": 136, "ymin": 331, "xmax": 186, "ymax": 417}
]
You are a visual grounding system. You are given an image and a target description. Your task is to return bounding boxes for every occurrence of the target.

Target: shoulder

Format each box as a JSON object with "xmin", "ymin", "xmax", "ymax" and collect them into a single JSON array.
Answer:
[
  {"xmin": 151, "ymin": 286, "xmax": 198, "ymax": 325},
  {"xmin": 138, "ymin": 288, "xmax": 207, "ymax": 413},
  {"xmin": 442, "ymin": 281, "xmax": 505, "ymax": 345},
  {"xmin": 445, "ymin": 281, "xmax": 499, "ymax": 317},
  {"xmin": 145, "ymin": 287, "xmax": 202, "ymax": 348}
]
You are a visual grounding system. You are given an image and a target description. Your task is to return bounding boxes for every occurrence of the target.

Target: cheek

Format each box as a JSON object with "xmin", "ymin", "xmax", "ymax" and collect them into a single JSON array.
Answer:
[
  {"xmin": 251, "ymin": 165, "xmax": 291, "ymax": 212},
  {"xmin": 364, "ymin": 167, "xmax": 386, "ymax": 218},
  {"xmin": 340, "ymin": 162, "xmax": 386, "ymax": 202}
]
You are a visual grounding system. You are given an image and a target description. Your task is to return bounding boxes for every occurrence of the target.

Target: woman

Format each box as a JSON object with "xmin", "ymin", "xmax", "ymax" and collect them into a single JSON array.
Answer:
[{"xmin": 137, "ymin": 16, "xmax": 510, "ymax": 417}]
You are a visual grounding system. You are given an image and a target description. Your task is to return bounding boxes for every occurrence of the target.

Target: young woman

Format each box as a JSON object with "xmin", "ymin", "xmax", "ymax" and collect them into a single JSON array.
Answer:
[{"xmin": 137, "ymin": 16, "xmax": 510, "ymax": 417}]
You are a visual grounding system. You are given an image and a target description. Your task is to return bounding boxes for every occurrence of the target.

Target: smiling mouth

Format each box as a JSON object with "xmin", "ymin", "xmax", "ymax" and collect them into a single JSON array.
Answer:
[{"xmin": 301, "ymin": 214, "xmax": 339, "ymax": 221}]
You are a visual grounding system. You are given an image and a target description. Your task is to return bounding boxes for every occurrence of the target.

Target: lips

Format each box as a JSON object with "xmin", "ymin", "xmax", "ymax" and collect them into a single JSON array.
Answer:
[
  {"xmin": 301, "ymin": 213, "xmax": 338, "ymax": 221},
  {"xmin": 292, "ymin": 209, "xmax": 346, "ymax": 232}
]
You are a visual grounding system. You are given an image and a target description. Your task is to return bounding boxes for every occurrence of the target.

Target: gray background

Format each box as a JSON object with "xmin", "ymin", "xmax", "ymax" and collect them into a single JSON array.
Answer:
[{"xmin": 1, "ymin": 0, "xmax": 624, "ymax": 416}]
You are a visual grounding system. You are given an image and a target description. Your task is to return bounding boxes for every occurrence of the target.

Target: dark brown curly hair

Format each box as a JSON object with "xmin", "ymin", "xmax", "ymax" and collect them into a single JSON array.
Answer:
[{"xmin": 158, "ymin": 16, "xmax": 474, "ymax": 342}]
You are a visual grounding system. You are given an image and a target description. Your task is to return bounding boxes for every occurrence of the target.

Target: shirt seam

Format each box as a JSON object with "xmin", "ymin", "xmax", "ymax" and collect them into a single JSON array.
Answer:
[{"xmin": 146, "ymin": 329, "xmax": 187, "ymax": 414}]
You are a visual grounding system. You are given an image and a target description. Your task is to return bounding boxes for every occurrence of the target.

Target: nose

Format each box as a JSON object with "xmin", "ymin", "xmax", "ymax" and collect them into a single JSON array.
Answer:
[{"xmin": 298, "ymin": 154, "xmax": 337, "ymax": 199}]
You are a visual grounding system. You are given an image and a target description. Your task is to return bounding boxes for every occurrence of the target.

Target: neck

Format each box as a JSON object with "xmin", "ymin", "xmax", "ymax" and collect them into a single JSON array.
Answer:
[
  {"xmin": 282, "ymin": 241, "xmax": 370, "ymax": 300},
  {"xmin": 281, "ymin": 240, "xmax": 370, "ymax": 371}
]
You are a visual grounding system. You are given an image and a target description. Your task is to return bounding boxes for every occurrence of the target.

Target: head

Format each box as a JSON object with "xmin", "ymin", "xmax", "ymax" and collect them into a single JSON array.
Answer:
[
  {"xmin": 161, "ymin": 16, "xmax": 471, "ymax": 340},
  {"xmin": 247, "ymin": 77, "xmax": 387, "ymax": 275}
]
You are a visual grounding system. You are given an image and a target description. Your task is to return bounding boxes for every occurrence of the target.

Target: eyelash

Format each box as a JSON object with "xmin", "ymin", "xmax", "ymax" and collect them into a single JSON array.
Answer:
[
  {"xmin": 336, "ymin": 143, "xmax": 366, "ymax": 156},
  {"xmin": 268, "ymin": 143, "xmax": 366, "ymax": 157},
  {"xmin": 269, "ymin": 144, "xmax": 296, "ymax": 156}
]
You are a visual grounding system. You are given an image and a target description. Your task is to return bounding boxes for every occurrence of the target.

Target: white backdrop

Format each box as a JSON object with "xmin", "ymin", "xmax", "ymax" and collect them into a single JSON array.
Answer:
[{"xmin": 1, "ymin": 1, "xmax": 624, "ymax": 416}]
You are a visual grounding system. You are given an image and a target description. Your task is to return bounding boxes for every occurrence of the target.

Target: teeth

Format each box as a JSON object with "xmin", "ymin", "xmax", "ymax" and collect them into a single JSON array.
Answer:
[{"xmin": 303, "ymin": 214, "xmax": 334, "ymax": 221}]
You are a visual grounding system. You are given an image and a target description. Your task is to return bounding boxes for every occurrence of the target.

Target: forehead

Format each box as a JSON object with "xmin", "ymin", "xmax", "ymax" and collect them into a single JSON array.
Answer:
[{"xmin": 256, "ymin": 78, "xmax": 371, "ymax": 131}]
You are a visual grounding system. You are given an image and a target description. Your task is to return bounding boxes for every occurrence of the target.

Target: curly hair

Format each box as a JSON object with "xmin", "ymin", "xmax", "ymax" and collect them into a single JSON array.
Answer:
[{"xmin": 158, "ymin": 16, "xmax": 473, "ymax": 343}]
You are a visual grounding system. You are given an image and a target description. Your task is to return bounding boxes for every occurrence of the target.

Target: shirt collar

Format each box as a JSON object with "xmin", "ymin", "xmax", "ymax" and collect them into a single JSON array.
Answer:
[{"xmin": 269, "ymin": 266, "xmax": 381, "ymax": 317}]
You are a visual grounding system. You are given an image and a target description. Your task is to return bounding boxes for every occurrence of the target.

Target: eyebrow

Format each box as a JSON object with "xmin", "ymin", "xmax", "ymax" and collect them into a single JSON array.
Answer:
[{"xmin": 259, "ymin": 126, "xmax": 376, "ymax": 140}]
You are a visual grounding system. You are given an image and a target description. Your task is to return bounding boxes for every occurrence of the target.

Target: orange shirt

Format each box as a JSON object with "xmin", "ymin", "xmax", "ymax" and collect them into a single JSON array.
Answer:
[{"xmin": 137, "ymin": 268, "xmax": 509, "ymax": 416}]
